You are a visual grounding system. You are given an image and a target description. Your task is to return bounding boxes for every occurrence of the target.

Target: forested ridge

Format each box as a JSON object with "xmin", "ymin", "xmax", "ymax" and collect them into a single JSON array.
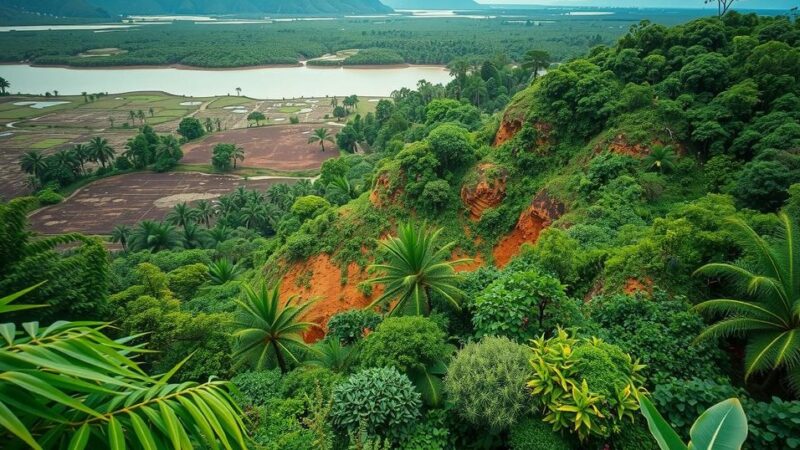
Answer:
[{"xmin": 2, "ymin": 8, "xmax": 800, "ymax": 450}]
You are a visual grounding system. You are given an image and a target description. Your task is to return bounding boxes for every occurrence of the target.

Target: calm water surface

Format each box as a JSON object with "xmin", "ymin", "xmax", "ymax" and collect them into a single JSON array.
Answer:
[{"xmin": 0, "ymin": 64, "xmax": 452, "ymax": 98}]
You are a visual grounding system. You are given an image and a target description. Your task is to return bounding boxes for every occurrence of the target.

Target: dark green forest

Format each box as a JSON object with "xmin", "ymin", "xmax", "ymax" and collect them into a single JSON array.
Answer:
[{"xmin": 2, "ymin": 7, "xmax": 800, "ymax": 450}]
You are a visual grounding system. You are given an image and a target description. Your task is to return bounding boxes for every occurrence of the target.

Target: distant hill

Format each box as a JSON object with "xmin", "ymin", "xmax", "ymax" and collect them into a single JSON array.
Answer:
[
  {"xmin": 381, "ymin": 0, "xmax": 484, "ymax": 9},
  {"xmin": 0, "ymin": 0, "xmax": 392, "ymax": 18}
]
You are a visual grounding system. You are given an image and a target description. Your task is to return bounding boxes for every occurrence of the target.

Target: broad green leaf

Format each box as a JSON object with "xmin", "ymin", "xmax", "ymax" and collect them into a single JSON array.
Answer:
[
  {"xmin": 129, "ymin": 411, "xmax": 158, "ymax": 450},
  {"xmin": 640, "ymin": 396, "xmax": 688, "ymax": 450},
  {"xmin": 0, "ymin": 399, "xmax": 41, "ymax": 450},
  {"xmin": 67, "ymin": 423, "xmax": 91, "ymax": 450},
  {"xmin": 108, "ymin": 416, "xmax": 126, "ymax": 450},
  {"xmin": 158, "ymin": 400, "xmax": 184, "ymax": 450},
  {"xmin": 0, "ymin": 372, "xmax": 101, "ymax": 418},
  {"xmin": 688, "ymin": 398, "xmax": 748, "ymax": 450}
]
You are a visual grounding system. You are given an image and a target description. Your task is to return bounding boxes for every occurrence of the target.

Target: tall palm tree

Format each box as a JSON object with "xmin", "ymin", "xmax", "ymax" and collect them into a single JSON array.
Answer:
[
  {"xmin": 71, "ymin": 144, "xmax": 91, "ymax": 176},
  {"xmin": 181, "ymin": 222, "xmax": 210, "ymax": 249},
  {"xmin": 368, "ymin": 222, "xmax": 469, "ymax": 316},
  {"xmin": 308, "ymin": 128, "xmax": 334, "ymax": 152},
  {"xmin": 694, "ymin": 213, "xmax": 800, "ymax": 394},
  {"xmin": 232, "ymin": 283, "xmax": 317, "ymax": 373},
  {"xmin": 0, "ymin": 77, "xmax": 11, "ymax": 95},
  {"xmin": 128, "ymin": 110, "xmax": 136, "ymax": 123},
  {"xmin": 19, "ymin": 150, "xmax": 47, "ymax": 179},
  {"xmin": 521, "ymin": 49, "xmax": 551, "ymax": 81},
  {"xmin": 166, "ymin": 202, "xmax": 198, "ymax": 227},
  {"xmin": 644, "ymin": 145, "xmax": 678, "ymax": 174},
  {"xmin": 129, "ymin": 221, "xmax": 181, "ymax": 252},
  {"xmin": 87, "ymin": 137, "xmax": 115, "ymax": 169},
  {"xmin": 236, "ymin": 87, "xmax": 242, "ymax": 96},
  {"xmin": 52, "ymin": 150, "xmax": 80, "ymax": 178},
  {"xmin": 110, "ymin": 224, "xmax": 131, "ymax": 252},
  {"xmin": 195, "ymin": 199, "xmax": 215, "ymax": 227},
  {"xmin": 231, "ymin": 145, "xmax": 245, "ymax": 169},
  {"xmin": 208, "ymin": 225, "xmax": 232, "ymax": 247}
]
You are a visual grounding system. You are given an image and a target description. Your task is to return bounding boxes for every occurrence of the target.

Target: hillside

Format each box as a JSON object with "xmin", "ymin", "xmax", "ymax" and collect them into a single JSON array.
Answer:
[
  {"xmin": 0, "ymin": 0, "xmax": 392, "ymax": 17},
  {"xmin": 383, "ymin": 0, "xmax": 484, "ymax": 9}
]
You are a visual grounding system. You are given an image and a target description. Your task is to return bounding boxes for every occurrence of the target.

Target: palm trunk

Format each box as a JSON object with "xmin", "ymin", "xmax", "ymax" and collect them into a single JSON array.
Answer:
[{"xmin": 274, "ymin": 343, "xmax": 288, "ymax": 373}]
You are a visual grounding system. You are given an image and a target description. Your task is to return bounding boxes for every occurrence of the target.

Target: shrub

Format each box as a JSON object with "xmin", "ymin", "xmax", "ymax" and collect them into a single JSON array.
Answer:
[
  {"xmin": 327, "ymin": 309, "xmax": 383, "ymax": 345},
  {"xmin": 527, "ymin": 329, "xmax": 645, "ymax": 442},
  {"xmin": 281, "ymin": 366, "xmax": 343, "ymax": 402},
  {"xmin": 472, "ymin": 269, "xmax": 579, "ymax": 342},
  {"xmin": 610, "ymin": 419, "xmax": 658, "ymax": 450},
  {"xmin": 509, "ymin": 417, "xmax": 574, "ymax": 450},
  {"xmin": 585, "ymin": 292, "xmax": 727, "ymax": 385},
  {"xmin": 445, "ymin": 336, "xmax": 532, "ymax": 430},
  {"xmin": 358, "ymin": 316, "xmax": 449, "ymax": 373},
  {"xmin": 36, "ymin": 188, "xmax": 63, "ymax": 205},
  {"xmin": 289, "ymin": 115, "xmax": 300, "ymax": 124},
  {"xmin": 167, "ymin": 263, "xmax": 209, "ymax": 301},
  {"xmin": 330, "ymin": 367, "xmax": 422, "ymax": 442},
  {"xmin": 399, "ymin": 410, "xmax": 451, "ymax": 450},
  {"xmin": 426, "ymin": 123, "xmax": 475, "ymax": 174},
  {"xmin": 291, "ymin": 195, "xmax": 331, "ymax": 221},
  {"xmin": 284, "ymin": 232, "xmax": 317, "ymax": 260},
  {"xmin": 231, "ymin": 370, "xmax": 283, "ymax": 407},
  {"xmin": 252, "ymin": 398, "xmax": 315, "ymax": 450}
]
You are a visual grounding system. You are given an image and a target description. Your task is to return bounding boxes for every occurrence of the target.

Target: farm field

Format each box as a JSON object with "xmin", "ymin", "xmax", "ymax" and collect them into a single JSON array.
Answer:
[
  {"xmin": 28, "ymin": 171, "xmax": 297, "ymax": 235},
  {"xmin": 180, "ymin": 124, "xmax": 342, "ymax": 171}
]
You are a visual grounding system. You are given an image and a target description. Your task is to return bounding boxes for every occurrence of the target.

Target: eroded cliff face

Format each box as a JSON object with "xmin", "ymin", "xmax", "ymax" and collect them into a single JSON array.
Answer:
[
  {"xmin": 494, "ymin": 117, "xmax": 523, "ymax": 146},
  {"xmin": 493, "ymin": 190, "xmax": 565, "ymax": 267},
  {"xmin": 369, "ymin": 170, "xmax": 402, "ymax": 207},
  {"xmin": 460, "ymin": 164, "xmax": 508, "ymax": 220}
]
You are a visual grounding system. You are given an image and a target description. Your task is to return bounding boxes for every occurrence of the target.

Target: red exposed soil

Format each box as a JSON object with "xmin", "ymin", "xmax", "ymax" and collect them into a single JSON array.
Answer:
[
  {"xmin": 603, "ymin": 134, "xmax": 650, "ymax": 158},
  {"xmin": 460, "ymin": 164, "xmax": 508, "ymax": 221},
  {"xmin": 494, "ymin": 117, "xmax": 522, "ymax": 146},
  {"xmin": 181, "ymin": 124, "xmax": 339, "ymax": 171},
  {"xmin": 279, "ymin": 255, "xmax": 381, "ymax": 343},
  {"xmin": 492, "ymin": 190, "xmax": 565, "ymax": 267},
  {"xmin": 623, "ymin": 277, "xmax": 654, "ymax": 296},
  {"xmin": 28, "ymin": 172, "xmax": 294, "ymax": 235},
  {"xmin": 369, "ymin": 170, "xmax": 403, "ymax": 207}
]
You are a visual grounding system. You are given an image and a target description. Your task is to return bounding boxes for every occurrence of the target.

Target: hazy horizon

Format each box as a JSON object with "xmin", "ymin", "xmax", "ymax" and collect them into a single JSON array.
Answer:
[{"xmin": 477, "ymin": 0, "xmax": 797, "ymax": 10}]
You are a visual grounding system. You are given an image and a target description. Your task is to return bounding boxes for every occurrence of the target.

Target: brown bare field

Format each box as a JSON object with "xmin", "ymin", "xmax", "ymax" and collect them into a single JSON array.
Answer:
[
  {"xmin": 181, "ymin": 124, "xmax": 340, "ymax": 171},
  {"xmin": 28, "ymin": 171, "xmax": 296, "ymax": 235}
]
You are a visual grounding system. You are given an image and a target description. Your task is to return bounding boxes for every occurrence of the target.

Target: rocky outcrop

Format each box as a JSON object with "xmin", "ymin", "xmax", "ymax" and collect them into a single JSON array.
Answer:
[
  {"xmin": 602, "ymin": 134, "xmax": 650, "ymax": 158},
  {"xmin": 494, "ymin": 117, "xmax": 523, "ymax": 146},
  {"xmin": 460, "ymin": 164, "xmax": 508, "ymax": 220},
  {"xmin": 493, "ymin": 190, "xmax": 565, "ymax": 267}
]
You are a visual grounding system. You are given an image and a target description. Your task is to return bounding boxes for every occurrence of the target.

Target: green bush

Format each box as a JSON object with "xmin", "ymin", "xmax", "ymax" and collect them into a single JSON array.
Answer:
[
  {"xmin": 445, "ymin": 336, "xmax": 532, "ymax": 430},
  {"xmin": 330, "ymin": 367, "xmax": 422, "ymax": 442},
  {"xmin": 281, "ymin": 366, "xmax": 343, "ymax": 402},
  {"xmin": 610, "ymin": 419, "xmax": 658, "ymax": 450},
  {"xmin": 399, "ymin": 410, "xmax": 452, "ymax": 450},
  {"xmin": 166, "ymin": 263, "xmax": 209, "ymax": 301},
  {"xmin": 36, "ymin": 188, "xmax": 64, "ymax": 205},
  {"xmin": 472, "ymin": 269, "xmax": 579, "ymax": 342},
  {"xmin": 327, "ymin": 309, "xmax": 383, "ymax": 345},
  {"xmin": 252, "ymin": 398, "xmax": 315, "ymax": 450},
  {"xmin": 231, "ymin": 370, "xmax": 283, "ymax": 407},
  {"xmin": 358, "ymin": 316, "xmax": 449, "ymax": 372},
  {"xmin": 509, "ymin": 417, "xmax": 574, "ymax": 450},
  {"xmin": 527, "ymin": 329, "xmax": 645, "ymax": 442},
  {"xmin": 291, "ymin": 195, "xmax": 331, "ymax": 221}
]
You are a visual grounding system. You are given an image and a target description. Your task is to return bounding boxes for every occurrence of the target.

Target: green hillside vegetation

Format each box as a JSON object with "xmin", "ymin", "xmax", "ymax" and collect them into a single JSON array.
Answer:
[{"xmin": 3, "ymin": 9, "xmax": 800, "ymax": 450}]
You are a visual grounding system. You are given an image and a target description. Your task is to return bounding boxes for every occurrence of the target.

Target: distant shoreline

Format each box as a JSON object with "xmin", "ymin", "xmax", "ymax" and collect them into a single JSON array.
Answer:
[{"xmin": 1, "ymin": 62, "xmax": 447, "ymax": 71}]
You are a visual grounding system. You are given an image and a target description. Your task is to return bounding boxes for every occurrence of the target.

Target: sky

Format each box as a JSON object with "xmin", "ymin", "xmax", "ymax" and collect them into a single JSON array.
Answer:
[{"xmin": 477, "ymin": 0, "xmax": 797, "ymax": 10}]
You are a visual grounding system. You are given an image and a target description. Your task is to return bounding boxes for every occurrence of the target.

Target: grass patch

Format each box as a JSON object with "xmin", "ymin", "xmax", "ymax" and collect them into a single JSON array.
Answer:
[
  {"xmin": 278, "ymin": 106, "xmax": 301, "ymax": 114},
  {"xmin": 31, "ymin": 138, "xmax": 69, "ymax": 149},
  {"xmin": 175, "ymin": 163, "xmax": 319, "ymax": 178},
  {"xmin": 209, "ymin": 97, "xmax": 254, "ymax": 109}
]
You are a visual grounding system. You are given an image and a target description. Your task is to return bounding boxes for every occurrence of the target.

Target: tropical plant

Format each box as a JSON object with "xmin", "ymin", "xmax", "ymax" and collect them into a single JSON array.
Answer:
[
  {"xmin": 307, "ymin": 338, "xmax": 357, "ymax": 373},
  {"xmin": 368, "ymin": 222, "xmax": 468, "ymax": 316},
  {"xmin": 327, "ymin": 175, "xmax": 358, "ymax": 200},
  {"xmin": 87, "ymin": 137, "xmax": 115, "ymax": 169},
  {"xmin": 70, "ymin": 144, "xmax": 91, "ymax": 176},
  {"xmin": 231, "ymin": 145, "xmax": 245, "ymax": 169},
  {"xmin": 639, "ymin": 396, "xmax": 748, "ymax": 450},
  {"xmin": 195, "ymin": 200, "xmax": 216, "ymax": 228},
  {"xmin": 109, "ymin": 224, "xmax": 131, "ymax": 252},
  {"xmin": 308, "ymin": 128, "xmax": 334, "ymax": 152},
  {"xmin": 0, "ymin": 76, "xmax": 9, "ymax": 94},
  {"xmin": 643, "ymin": 145, "xmax": 678, "ymax": 174},
  {"xmin": 330, "ymin": 367, "xmax": 422, "ymax": 443},
  {"xmin": 180, "ymin": 222, "xmax": 211, "ymax": 249},
  {"xmin": 232, "ymin": 283, "xmax": 317, "ymax": 373},
  {"xmin": 693, "ymin": 213, "xmax": 800, "ymax": 393},
  {"xmin": 128, "ymin": 220, "xmax": 182, "ymax": 252},
  {"xmin": 0, "ymin": 288, "xmax": 248, "ymax": 449},
  {"xmin": 166, "ymin": 202, "xmax": 199, "ymax": 227},
  {"xmin": 327, "ymin": 309, "xmax": 383, "ymax": 345},
  {"xmin": 19, "ymin": 150, "xmax": 48, "ymax": 179},
  {"xmin": 527, "ymin": 328, "xmax": 646, "ymax": 442},
  {"xmin": 521, "ymin": 49, "xmax": 551, "ymax": 80},
  {"xmin": 208, "ymin": 258, "xmax": 244, "ymax": 285},
  {"xmin": 445, "ymin": 336, "xmax": 532, "ymax": 430},
  {"xmin": 247, "ymin": 111, "xmax": 266, "ymax": 126}
]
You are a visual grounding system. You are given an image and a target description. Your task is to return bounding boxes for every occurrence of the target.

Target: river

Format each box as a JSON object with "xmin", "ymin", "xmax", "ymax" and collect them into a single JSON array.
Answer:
[{"xmin": 0, "ymin": 64, "xmax": 452, "ymax": 98}]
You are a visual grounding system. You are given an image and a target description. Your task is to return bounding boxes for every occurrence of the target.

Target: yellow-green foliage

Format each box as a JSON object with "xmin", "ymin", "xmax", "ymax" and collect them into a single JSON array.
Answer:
[{"xmin": 527, "ymin": 328, "xmax": 646, "ymax": 442}]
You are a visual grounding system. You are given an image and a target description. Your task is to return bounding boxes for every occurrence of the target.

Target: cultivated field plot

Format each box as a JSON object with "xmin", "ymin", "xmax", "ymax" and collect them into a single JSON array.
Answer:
[
  {"xmin": 0, "ymin": 128, "xmax": 134, "ymax": 200},
  {"xmin": 28, "ymin": 171, "xmax": 295, "ymax": 235},
  {"xmin": 181, "ymin": 124, "xmax": 340, "ymax": 171}
]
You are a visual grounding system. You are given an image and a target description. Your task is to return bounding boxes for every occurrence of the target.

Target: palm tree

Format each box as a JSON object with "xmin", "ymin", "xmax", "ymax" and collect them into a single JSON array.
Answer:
[
  {"xmin": 0, "ymin": 77, "xmax": 10, "ymax": 95},
  {"xmin": 110, "ymin": 224, "xmax": 131, "ymax": 251},
  {"xmin": 128, "ymin": 110, "xmax": 136, "ymax": 123},
  {"xmin": 181, "ymin": 222, "xmax": 210, "ymax": 249},
  {"xmin": 136, "ymin": 110, "xmax": 146, "ymax": 125},
  {"xmin": 307, "ymin": 338, "xmax": 357, "ymax": 373},
  {"xmin": 232, "ymin": 283, "xmax": 317, "ymax": 373},
  {"xmin": 129, "ymin": 221, "xmax": 182, "ymax": 252},
  {"xmin": 694, "ymin": 213, "xmax": 800, "ymax": 394},
  {"xmin": 236, "ymin": 87, "xmax": 242, "ymax": 96},
  {"xmin": 166, "ymin": 202, "xmax": 198, "ymax": 227},
  {"xmin": 81, "ymin": 91, "xmax": 88, "ymax": 103},
  {"xmin": 308, "ymin": 128, "xmax": 334, "ymax": 152},
  {"xmin": 208, "ymin": 225, "xmax": 232, "ymax": 247},
  {"xmin": 368, "ymin": 222, "xmax": 469, "ymax": 316},
  {"xmin": 327, "ymin": 175, "xmax": 357, "ymax": 200},
  {"xmin": 148, "ymin": 107, "xmax": 154, "ymax": 117},
  {"xmin": 208, "ymin": 258, "xmax": 244, "ymax": 284},
  {"xmin": 644, "ymin": 145, "xmax": 678, "ymax": 174},
  {"xmin": 87, "ymin": 137, "xmax": 115, "ymax": 169},
  {"xmin": 195, "ymin": 199, "xmax": 215, "ymax": 227},
  {"xmin": 71, "ymin": 144, "xmax": 91, "ymax": 176},
  {"xmin": 521, "ymin": 49, "xmax": 551, "ymax": 81},
  {"xmin": 19, "ymin": 150, "xmax": 47, "ymax": 179},
  {"xmin": 0, "ymin": 288, "xmax": 247, "ymax": 449},
  {"xmin": 52, "ymin": 150, "xmax": 80, "ymax": 178},
  {"xmin": 232, "ymin": 145, "xmax": 245, "ymax": 169}
]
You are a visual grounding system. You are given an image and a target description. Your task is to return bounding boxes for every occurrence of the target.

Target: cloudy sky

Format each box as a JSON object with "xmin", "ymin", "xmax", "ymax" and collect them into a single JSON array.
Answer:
[{"xmin": 478, "ymin": 0, "xmax": 796, "ymax": 9}]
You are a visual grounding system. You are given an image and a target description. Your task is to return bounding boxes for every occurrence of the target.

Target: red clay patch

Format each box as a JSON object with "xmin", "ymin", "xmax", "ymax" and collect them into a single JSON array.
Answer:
[
  {"xmin": 181, "ymin": 124, "xmax": 340, "ymax": 171},
  {"xmin": 492, "ymin": 190, "xmax": 565, "ymax": 267}
]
